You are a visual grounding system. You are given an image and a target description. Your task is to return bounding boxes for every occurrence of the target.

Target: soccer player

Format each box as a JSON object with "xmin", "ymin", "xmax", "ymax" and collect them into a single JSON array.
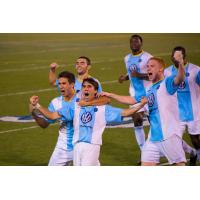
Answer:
[
  {"xmin": 30, "ymin": 78, "xmax": 148, "ymax": 166},
  {"xmin": 118, "ymin": 34, "xmax": 153, "ymax": 153},
  {"xmin": 101, "ymin": 57, "xmax": 187, "ymax": 166},
  {"xmin": 29, "ymin": 71, "xmax": 77, "ymax": 166},
  {"xmin": 49, "ymin": 56, "xmax": 102, "ymax": 93},
  {"xmin": 164, "ymin": 46, "xmax": 200, "ymax": 165}
]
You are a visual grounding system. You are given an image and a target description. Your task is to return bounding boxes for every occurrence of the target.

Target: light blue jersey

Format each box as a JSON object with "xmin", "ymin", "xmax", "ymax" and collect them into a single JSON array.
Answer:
[
  {"xmin": 56, "ymin": 77, "xmax": 102, "ymax": 94},
  {"xmin": 164, "ymin": 63, "xmax": 200, "ymax": 122},
  {"xmin": 47, "ymin": 95, "xmax": 77, "ymax": 151},
  {"xmin": 73, "ymin": 104, "xmax": 123, "ymax": 145},
  {"xmin": 125, "ymin": 51, "xmax": 152, "ymax": 101},
  {"xmin": 146, "ymin": 76, "xmax": 181, "ymax": 142},
  {"xmin": 59, "ymin": 102, "xmax": 123, "ymax": 145}
]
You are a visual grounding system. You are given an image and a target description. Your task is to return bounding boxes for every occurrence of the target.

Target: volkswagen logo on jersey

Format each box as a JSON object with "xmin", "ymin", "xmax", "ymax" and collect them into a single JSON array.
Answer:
[
  {"xmin": 148, "ymin": 93, "xmax": 155, "ymax": 107},
  {"xmin": 81, "ymin": 112, "xmax": 92, "ymax": 124},
  {"xmin": 178, "ymin": 81, "xmax": 186, "ymax": 89},
  {"xmin": 129, "ymin": 64, "xmax": 137, "ymax": 72}
]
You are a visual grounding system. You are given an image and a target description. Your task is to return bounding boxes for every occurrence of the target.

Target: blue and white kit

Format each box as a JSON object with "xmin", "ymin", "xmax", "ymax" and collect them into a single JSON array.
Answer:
[
  {"xmin": 164, "ymin": 63, "xmax": 200, "ymax": 136},
  {"xmin": 124, "ymin": 51, "xmax": 152, "ymax": 102}
]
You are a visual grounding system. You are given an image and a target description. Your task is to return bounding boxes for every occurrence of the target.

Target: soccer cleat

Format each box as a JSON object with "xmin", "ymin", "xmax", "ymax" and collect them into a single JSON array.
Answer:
[{"xmin": 189, "ymin": 153, "xmax": 197, "ymax": 166}]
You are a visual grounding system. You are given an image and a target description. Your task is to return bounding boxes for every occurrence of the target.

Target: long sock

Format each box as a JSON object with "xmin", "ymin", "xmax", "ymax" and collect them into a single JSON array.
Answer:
[
  {"xmin": 134, "ymin": 126, "xmax": 145, "ymax": 150},
  {"xmin": 196, "ymin": 149, "xmax": 200, "ymax": 160},
  {"xmin": 182, "ymin": 140, "xmax": 196, "ymax": 155}
]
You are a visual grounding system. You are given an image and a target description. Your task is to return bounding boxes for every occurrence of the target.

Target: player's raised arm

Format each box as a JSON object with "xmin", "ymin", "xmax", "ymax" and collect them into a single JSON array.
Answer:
[
  {"xmin": 173, "ymin": 51, "xmax": 185, "ymax": 85},
  {"xmin": 49, "ymin": 62, "xmax": 59, "ymax": 86},
  {"xmin": 30, "ymin": 96, "xmax": 60, "ymax": 120},
  {"xmin": 100, "ymin": 91, "xmax": 137, "ymax": 105},
  {"xmin": 121, "ymin": 97, "xmax": 147, "ymax": 117},
  {"xmin": 29, "ymin": 103, "xmax": 49, "ymax": 128}
]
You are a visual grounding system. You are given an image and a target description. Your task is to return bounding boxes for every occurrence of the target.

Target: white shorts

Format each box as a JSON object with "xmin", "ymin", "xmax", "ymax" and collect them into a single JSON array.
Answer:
[
  {"xmin": 180, "ymin": 120, "xmax": 200, "ymax": 136},
  {"xmin": 48, "ymin": 147, "xmax": 73, "ymax": 166},
  {"xmin": 73, "ymin": 142, "xmax": 100, "ymax": 166},
  {"xmin": 48, "ymin": 135, "xmax": 73, "ymax": 166},
  {"xmin": 141, "ymin": 135, "xmax": 186, "ymax": 165}
]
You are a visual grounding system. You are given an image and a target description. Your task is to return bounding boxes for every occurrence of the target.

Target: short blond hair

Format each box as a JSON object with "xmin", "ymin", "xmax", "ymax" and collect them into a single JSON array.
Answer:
[{"xmin": 148, "ymin": 57, "xmax": 166, "ymax": 68}]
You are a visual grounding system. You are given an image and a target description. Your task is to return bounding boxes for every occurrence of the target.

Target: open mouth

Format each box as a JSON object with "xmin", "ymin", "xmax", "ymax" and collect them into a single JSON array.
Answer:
[
  {"xmin": 148, "ymin": 72, "xmax": 153, "ymax": 76},
  {"xmin": 84, "ymin": 92, "xmax": 89, "ymax": 97},
  {"xmin": 60, "ymin": 89, "xmax": 65, "ymax": 93}
]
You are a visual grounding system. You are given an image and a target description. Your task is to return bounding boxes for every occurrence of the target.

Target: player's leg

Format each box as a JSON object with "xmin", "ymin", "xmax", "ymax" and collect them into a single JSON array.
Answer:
[
  {"xmin": 73, "ymin": 143, "xmax": 82, "ymax": 166},
  {"xmin": 141, "ymin": 140, "xmax": 160, "ymax": 166},
  {"xmin": 48, "ymin": 147, "xmax": 73, "ymax": 166},
  {"xmin": 132, "ymin": 111, "xmax": 145, "ymax": 150},
  {"xmin": 158, "ymin": 135, "xmax": 186, "ymax": 166},
  {"xmin": 81, "ymin": 143, "xmax": 100, "ymax": 166},
  {"xmin": 187, "ymin": 120, "xmax": 200, "ymax": 162}
]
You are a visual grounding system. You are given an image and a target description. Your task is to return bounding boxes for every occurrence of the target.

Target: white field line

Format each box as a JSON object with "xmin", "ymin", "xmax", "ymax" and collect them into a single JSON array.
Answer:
[
  {"xmin": 1, "ymin": 49, "xmax": 200, "ymax": 73},
  {"xmin": 0, "ymin": 80, "xmax": 118, "ymax": 97},
  {"xmin": 0, "ymin": 123, "xmax": 58, "ymax": 134}
]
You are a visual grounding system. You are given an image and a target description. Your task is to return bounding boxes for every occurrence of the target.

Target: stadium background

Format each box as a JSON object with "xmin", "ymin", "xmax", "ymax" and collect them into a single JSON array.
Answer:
[{"xmin": 0, "ymin": 33, "xmax": 200, "ymax": 166}]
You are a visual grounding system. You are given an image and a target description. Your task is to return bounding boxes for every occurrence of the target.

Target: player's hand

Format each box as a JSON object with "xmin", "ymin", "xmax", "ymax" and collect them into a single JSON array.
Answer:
[
  {"xmin": 99, "ymin": 91, "xmax": 112, "ymax": 97},
  {"xmin": 174, "ymin": 51, "xmax": 184, "ymax": 66},
  {"xmin": 118, "ymin": 75, "xmax": 126, "ymax": 83},
  {"xmin": 30, "ymin": 95, "xmax": 39, "ymax": 106},
  {"xmin": 50, "ymin": 62, "xmax": 59, "ymax": 71},
  {"xmin": 140, "ymin": 97, "xmax": 148, "ymax": 105},
  {"xmin": 78, "ymin": 100, "xmax": 89, "ymax": 107}
]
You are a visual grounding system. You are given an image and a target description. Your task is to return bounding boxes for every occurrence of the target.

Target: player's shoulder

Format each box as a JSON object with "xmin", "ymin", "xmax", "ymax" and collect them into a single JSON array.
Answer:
[
  {"xmin": 164, "ymin": 65, "xmax": 173, "ymax": 76},
  {"xmin": 142, "ymin": 51, "xmax": 153, "ymax": 58},
  {"xmin": 124, "ymin": 53, "xmax": 132, "ymax": 62},
  {"xmin": 51, "ymin": 96, "xmax": 63, "ymax": 104},
  {"xmin": 188, "ymin": 63, "xmax": 200, "ymax": 71}
]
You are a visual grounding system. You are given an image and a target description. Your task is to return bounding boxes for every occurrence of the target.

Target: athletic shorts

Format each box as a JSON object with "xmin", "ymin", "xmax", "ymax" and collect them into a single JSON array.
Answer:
[
  {"xmin": 180, "ymin": 120, "xmax": 200, "ymax": 136},
  {"xmin": 48, "ymin": 147, "xmax": 73, "ymax": 166},
  {"xmin": 48, "ymin": 135, "xmax": 73, "ymax": 166},
  {"xmin": 73, "ymin": 142, "xmax": 100, "ymax": 166},
  {"xmin": 141, "ymin": 135, "xmax": 186, "ymax": 165}
]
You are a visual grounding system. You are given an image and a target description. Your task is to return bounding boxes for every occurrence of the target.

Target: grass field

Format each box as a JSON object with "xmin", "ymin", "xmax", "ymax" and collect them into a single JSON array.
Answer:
[{"xmin": 0, "ymin": 33, "xmax": 200, "ymax": 166}]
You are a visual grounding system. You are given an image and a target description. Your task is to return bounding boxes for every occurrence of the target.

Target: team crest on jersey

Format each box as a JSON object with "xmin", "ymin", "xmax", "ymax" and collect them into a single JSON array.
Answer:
[
  {"xmin": 81, "ymin": 112, "xmax": 92, "ymax": 124},
  {"xmin": 186, "ymin": 72, "xmax": 190, "ymax": 77},
  {"xmin": 138, "ymin": 58, "xmax": 142, "ymax": 63},
  {"xmin": 178, "ymin": 81, "xmax": 186, "ymax": 89},
  {"xmin": 147, "ymin": 93, "xmax": 155, "ymax": 107}
]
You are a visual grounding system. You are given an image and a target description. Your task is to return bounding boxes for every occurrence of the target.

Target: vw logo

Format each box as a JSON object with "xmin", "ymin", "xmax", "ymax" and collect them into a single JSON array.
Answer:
[
  {"xmin": 148, "ymin": 93, "xmax": 155, "ymax": 107},
  {"xmin": 81, "ymin": 112, "xmax": 92, "ymax": 124},
  {"xmin": 178, "ymin": 81, "xmax": 186, "ymax": 89},
  {"xmin": 129, "ymin": 64, "xmax": 137, "ymax": 72}
]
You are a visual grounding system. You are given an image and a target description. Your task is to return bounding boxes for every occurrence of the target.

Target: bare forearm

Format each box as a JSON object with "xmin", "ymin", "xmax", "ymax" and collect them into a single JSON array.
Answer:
[
  {"xmin": 174, "ymin": 64, "xmax": 185, "ymax": 85},
  {"xmin": 109, "ymin": 93, "xmax": 136, "ymax": 105},
  {"xmin": 121, "ymin": 103, "xmax": 145, "ymax": 117},
  {"xmin": 32, "ymin": 111, "xmax": 49, "ymax": 128},
  {"xmin": 37, "ymin": 106, "xmax": 60, "ymax": 120},
  {"xmin": 80, "ymin": 96, "xmax": 111, "ymax": 106},
  {"xmin": 49, "ymin": 69, "xmax": 57, "ymax": 86}
]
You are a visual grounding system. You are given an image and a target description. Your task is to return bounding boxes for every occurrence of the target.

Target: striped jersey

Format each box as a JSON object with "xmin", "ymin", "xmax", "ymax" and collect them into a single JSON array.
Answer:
[
  {"xmin": 47, "ymin": 95, "xmax": 77, "ymax": 151},
  {"xmin": 146, "ymin": 75, "xmax": 181, "ymax": 142},
  {"xmin": 124, "ymin": 51, "xmax": 152, "ymax": 101},
  {"xmin": 58, "ymin": 102, "xmax": 123, "ymax": 145},
  {"xmin": 164, "ymin": 63, "xmax": 200, "ymax": 122}
]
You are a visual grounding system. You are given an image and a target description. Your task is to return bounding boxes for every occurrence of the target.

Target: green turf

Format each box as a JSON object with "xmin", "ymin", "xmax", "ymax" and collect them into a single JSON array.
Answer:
[{"xmin": 0, "ymin": 33, "xmax": 200, "ymax": 165}]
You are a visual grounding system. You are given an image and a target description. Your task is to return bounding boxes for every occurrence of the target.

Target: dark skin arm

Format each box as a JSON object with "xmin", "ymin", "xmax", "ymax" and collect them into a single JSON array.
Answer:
[{"xmin": 131, "ymin": 70, "xmax": 149, "ymax": 81}]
